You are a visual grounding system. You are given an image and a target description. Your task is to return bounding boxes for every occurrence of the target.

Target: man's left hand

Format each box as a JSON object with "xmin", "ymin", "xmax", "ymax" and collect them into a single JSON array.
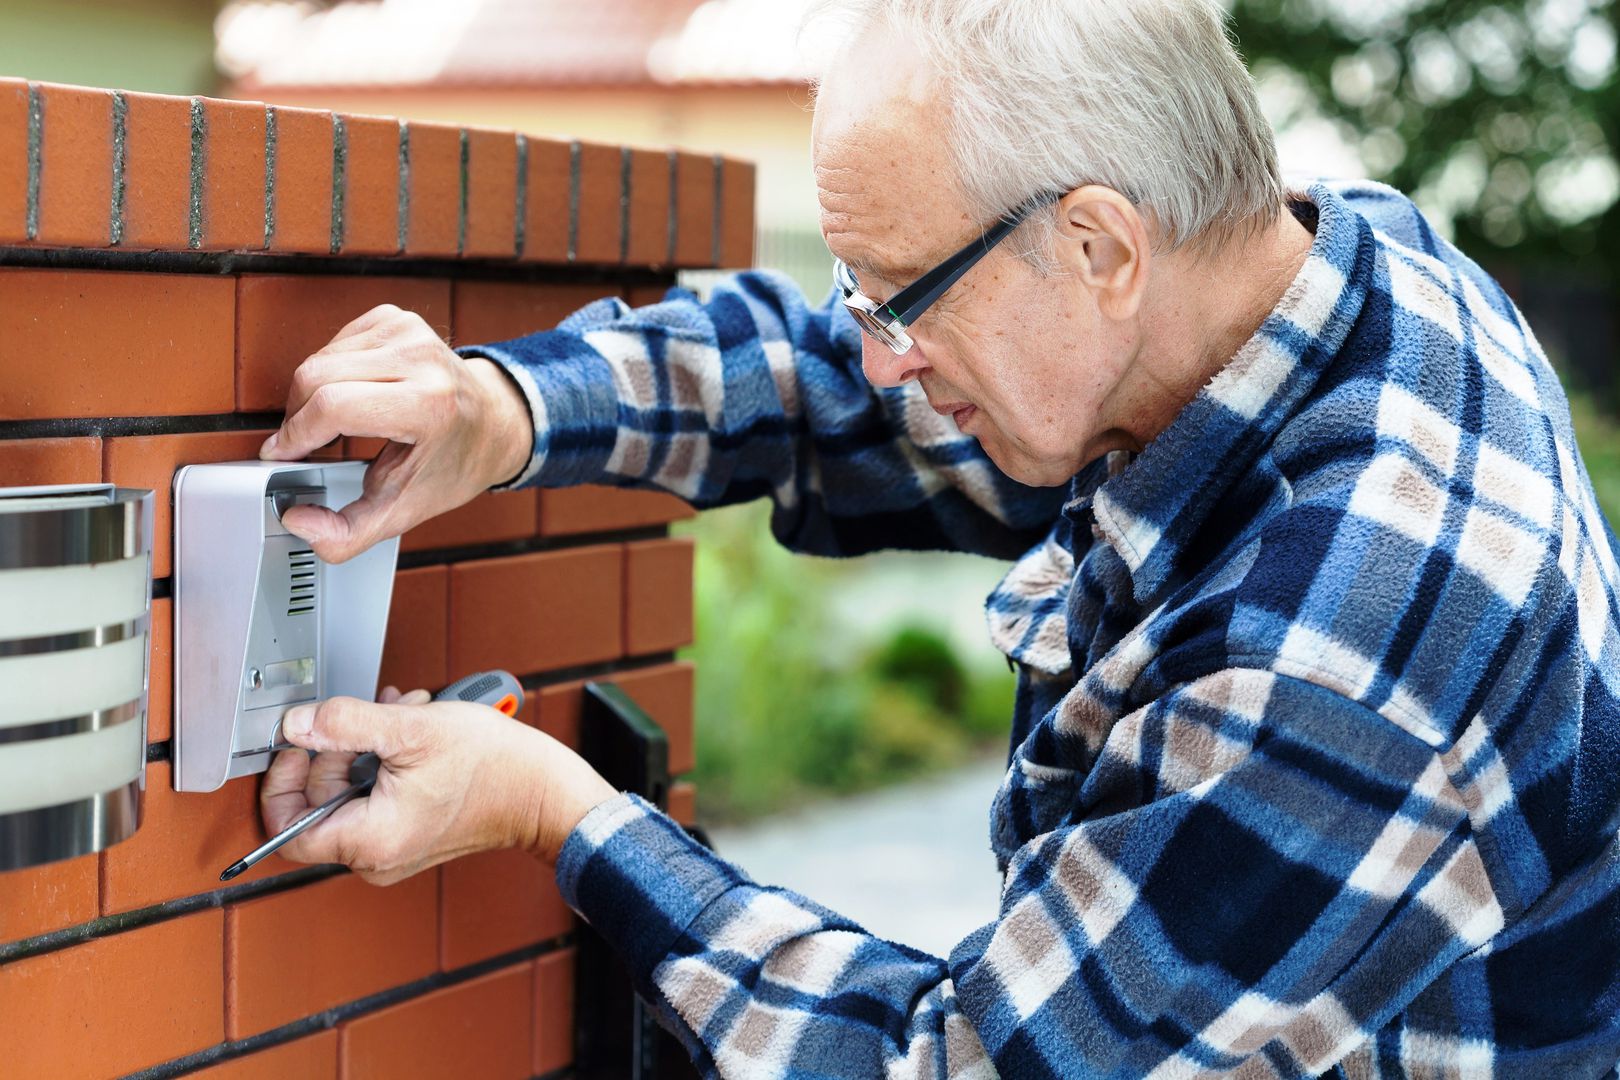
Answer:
[{"xmin": 260, "ymin": 686, "xmax": 621, "ymax": 885}]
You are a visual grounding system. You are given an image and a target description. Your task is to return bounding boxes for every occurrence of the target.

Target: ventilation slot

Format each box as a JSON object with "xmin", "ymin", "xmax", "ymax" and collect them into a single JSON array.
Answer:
[{"xmin": 288, "ymin": 550, "xmax": 316, "ymax": 616}]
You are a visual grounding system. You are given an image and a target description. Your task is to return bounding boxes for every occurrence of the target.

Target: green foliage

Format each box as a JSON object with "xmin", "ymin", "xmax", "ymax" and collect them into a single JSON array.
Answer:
[
  {"xmin": 1229, "ymin": 0, "xmax": 1620, "ymax": 269},
  {"xmin": 674, "ymin": 502, "xmax": 1014, "ymax": 823}
]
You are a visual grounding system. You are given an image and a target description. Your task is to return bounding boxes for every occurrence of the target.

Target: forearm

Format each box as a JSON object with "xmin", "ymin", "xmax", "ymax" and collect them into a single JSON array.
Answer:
[{"xmin": 457, "ymin": 272, "xmax": 1066, "ymax": 559}]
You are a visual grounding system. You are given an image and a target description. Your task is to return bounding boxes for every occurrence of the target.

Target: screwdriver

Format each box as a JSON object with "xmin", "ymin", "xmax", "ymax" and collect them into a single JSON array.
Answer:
[{"xmin": 219, "ymin": 670, "xmax": 525, "ymax": 881}]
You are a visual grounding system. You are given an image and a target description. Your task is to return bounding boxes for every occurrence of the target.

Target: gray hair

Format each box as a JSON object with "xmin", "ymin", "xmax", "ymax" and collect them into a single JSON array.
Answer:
[{"xmin": 806, "ymin": 0, "xmax": 1285, "ymax": 264}]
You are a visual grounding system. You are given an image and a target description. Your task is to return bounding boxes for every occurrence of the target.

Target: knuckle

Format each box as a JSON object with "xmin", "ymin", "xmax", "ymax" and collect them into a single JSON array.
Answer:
[{"xmin": 307, "ymin": 382, "xmax": 342, "ymax": 414}]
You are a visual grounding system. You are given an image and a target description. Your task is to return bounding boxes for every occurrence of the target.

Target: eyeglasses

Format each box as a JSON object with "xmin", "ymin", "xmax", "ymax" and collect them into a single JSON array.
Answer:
[{"xmin": 832, "ymin": 193, "xmax": 1059, "ymax": 355}]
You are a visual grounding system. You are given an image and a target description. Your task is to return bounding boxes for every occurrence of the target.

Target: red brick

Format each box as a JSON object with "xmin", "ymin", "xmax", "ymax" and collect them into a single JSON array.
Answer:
[
  {"xmin": 0, "ymin": 435, "xmax": 102, "ymax": 485},
  {"xmin": 464, "ymin": 126, "xmax": 518, "ymax": 259},
  {"xmin": 538, "ymin": 485, "xmax": 694, "ymax": 537},
  {"xmin": 532, "ymin": 661, "xmax": 692, "ymax": 770},
  {"xmin": 0, "ymin": 909, "xmax": 224, "ymax": 1077},
  {"xmin": 626, "ymin": 282, "xmax": 676, "ymax": 308},
  {"xmin": 200, "ymin": 97, "xmax": 268, "ymax": 250},
  {"xmin": 235, "ymin": 274, "xmax": 452, "ymax": 413},
  {"xmin": 533, "ymin": 949, "xmax": 576, "ymax": 1074},
  {"xmin": 674, "ymin": 151, "xmax": 718, "ymax": 268},
  {"xmin": 452, "ymin": 280, "xmax": 615, "ymax": 346},
  {"xmin": 574, "ymin": 141, "xmax": 622, "ymax": 265},
  {"xmin": 148, "ymin": 597, "xmax": 173, "ymax": 742},
  {"xmin": 118, "ymin": 91, "xmax": 191, "ymax": 250},
  {"xmin": 401, "ymin": 490, "xmax": 539, "ymax": 553},
  {"xmin": 448, "ymin": 547, "xmax": 623, "ymax": 679},
  {"xmin": 0, "ymin": 269, "xmax": 234, "ymax": 421},
  {"xmin": 519, "ymin": 135, "xmax": 569, "ymax": 263},
  {"xmin": 668, "ymin": 780, "xmax": 697, "ymax": 825},
  {"xmin": 404, "ymin": 120, "xmax": 460, "ymax": 258},
  {"xmin": 189, "ymin": 1031, "xmax": 339, "ymax": 1080},
  {"xmin": 337, "ymin": 113, "xmax": 401, "ymax": 256},
  {"xmin": 34, "ymin": 82, "xmax": 115, "ymax": 247},
  {"xmin": 0, "ymin": 79, "xmax": 26, "ymax": 243},
  {"xmin": 625, "ymin": 147, "xmax": 672, "ymax": 267},
  {"xmin": 0, "ymin": 851, "xmax": 98, "ymax": 944},
  {"xmin": 104, "ymin": 429, "xmax": 277, "ymax": 578},
  {"xmin": 378, "ymin": 566, "xmax": 449, "ymax": 695},
  {"xmin": 268, "ymin": 106, "xmax": 336, "ymax": 255},
  {"xmin": 624, "ymin": 537, "xmax": 696, "ymax": 655},
  {"xmin": 440, "ymin": 849, "xmax": 573, "ymax": 969},
  {"xmin": 226, "ymin": 871, "xmax": 439, "ymax": 1038},
  {"xmin": 341, "ymin": 965, "xmax": 531, "ymax": 1080},
  {"xmin": 344, "ymin": 436, "xmax": 389, "ymax": 460},
  {"xmin": 102, "ymin": 761, "xmax": 290, "ymax": 913},
  {"xmin": 719, "ymin": 157, "xmax": 756, "ymax": 268},
  {"xmin": 531, "ymin": 683, "xmax": 582, "ymax": 751}
]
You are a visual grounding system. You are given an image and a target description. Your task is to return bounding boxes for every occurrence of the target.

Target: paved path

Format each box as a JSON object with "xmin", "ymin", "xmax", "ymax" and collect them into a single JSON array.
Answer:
[{"xmin": 707, "ymin": 753, "xmax": 1010, "ymax": 958}]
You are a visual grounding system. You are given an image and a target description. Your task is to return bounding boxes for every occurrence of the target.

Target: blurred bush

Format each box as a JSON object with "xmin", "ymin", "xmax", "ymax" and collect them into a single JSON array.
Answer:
[{"xmin": 674, "ymin": 501, "xmax": 1014, "ymax": 823}]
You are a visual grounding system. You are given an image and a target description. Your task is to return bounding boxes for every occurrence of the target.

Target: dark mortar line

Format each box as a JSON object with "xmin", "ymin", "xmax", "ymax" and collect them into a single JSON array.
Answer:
[
  {"xmin": 187, "ymin": 97, "xmax": 205, "ymax": 250},
  {"xmin": 329, "ymin": 114, "xmax": 347, "ymax": 254},
  {"xmin": 262, "ymin": 105, "xmax": 276, "ymax": 251},
  {"xmin": 514, "ymin": 134, "xmax": 528, "ymax": 258},
  {"xmin": 457, "ymin": 127, "xmax": 469, "ymax": 257},
  {"xmin": 513, "ymin": 653, "xmax": 680, "ymax": 694},
  {"xmin": 0, "ymin": 865, "xmax": 341, "ymax": 966},
  {"xmin": 119, "ymin": 939, "xmax": 573, "ymax": 1079},
  {"xmin": 151, "ymin": 577, "xmax": 173, "ymax": 601},
  {"xmin": 396, "ymin": 119, "xmax": 410, "ymax": 254},
  {"xmin": 535, "ymin": 1070, "xmax": 574, "ymax": 1080},
  {"xmin": 0, "ymin": 412, "xmax": 288, "ymax": 440},
  {"xmin": 711, "ymin": 153, "xmax": 725, "ymax": 267},
  {"xmin": 666, "ymin": 149, "xmax": 679, "ymax": 266},
  {"xmin": 25, "ymin": 83, "xmax": 41, "ymax": 240},
  {"xmin": 0, "ymin": 245, "xmax": 674, "ymax": 283},
  {"xmin": 110, "ymin": 91, "xmax": 127, "ymax": 246},
  {"xmin": 393, "ymin": 525, "xmax": 670, "ymax": 571},
  {"xmin": 145, "ymin": 740, "xmax": 169, "ymax": 764},
  {"xmin": 567, "ymin": 140, "xmax": 581, "ymax": 262},
  {"xmin": 618, "ymin": 147, "xmax": 632, "ymax": 264}
]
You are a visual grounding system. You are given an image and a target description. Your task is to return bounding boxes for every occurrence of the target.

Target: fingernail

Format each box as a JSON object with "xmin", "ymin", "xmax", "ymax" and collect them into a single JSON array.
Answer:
[
  {"xmin": 260, "ymin": 432, "xmax": 280, "ymax": 458},
  {"xmin": 282, "ymin": 704, "xmax": 315, "ymax": 742}
]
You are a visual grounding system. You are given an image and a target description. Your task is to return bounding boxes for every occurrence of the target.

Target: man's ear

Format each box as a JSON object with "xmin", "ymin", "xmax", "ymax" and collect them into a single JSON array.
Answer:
[{"xmin": 1052, "ymin": 185, "xmax": 1151, "ymax": 321}]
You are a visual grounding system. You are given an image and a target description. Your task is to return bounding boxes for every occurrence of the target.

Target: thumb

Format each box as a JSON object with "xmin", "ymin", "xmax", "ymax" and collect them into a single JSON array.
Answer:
[
  {"xmin": 281, "ymin": 696, "xmax": 431, "ymax": 761},
  {"xmin": 280, "ymin": 492, "xmax": 400, "ymax": 565}
]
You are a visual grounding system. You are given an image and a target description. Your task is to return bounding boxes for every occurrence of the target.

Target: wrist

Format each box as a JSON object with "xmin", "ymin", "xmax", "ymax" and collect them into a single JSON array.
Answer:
[
  {"xmin": 464, "ymin": 356, "xmax": 534, "ymax": 488},
  {"xmin": 508, "ymin": 726, "xmax": 620, "ymax": 866}
]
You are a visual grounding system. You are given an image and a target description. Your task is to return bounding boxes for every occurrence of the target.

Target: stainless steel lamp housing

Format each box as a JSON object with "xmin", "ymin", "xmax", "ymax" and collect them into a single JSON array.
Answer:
[{"xmin": 0, "ymin": 485, "xmax": 155, "ymax": 871}]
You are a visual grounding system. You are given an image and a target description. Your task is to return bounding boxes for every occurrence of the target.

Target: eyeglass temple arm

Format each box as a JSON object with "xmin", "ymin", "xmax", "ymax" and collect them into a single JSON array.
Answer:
[{"xmin": 884, "ymin": 212, "xmax": 1025, "ymax": 326}]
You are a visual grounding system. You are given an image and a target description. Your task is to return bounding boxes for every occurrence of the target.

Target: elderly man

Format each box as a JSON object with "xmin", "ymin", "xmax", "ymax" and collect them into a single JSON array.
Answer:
[{"xmin": 257, "ymin": 0, "xmax": 1620, "ymax": 1075}]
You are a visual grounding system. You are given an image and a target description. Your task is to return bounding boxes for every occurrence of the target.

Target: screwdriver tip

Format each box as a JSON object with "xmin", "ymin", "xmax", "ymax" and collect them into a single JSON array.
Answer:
[{"xmin": 220, "ymin": 861, "xmax": 248, "ymax": 882}]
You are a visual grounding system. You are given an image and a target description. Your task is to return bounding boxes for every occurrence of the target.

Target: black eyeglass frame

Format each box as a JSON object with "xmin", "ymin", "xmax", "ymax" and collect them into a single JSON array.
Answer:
[{"xmin": 832, "ymin": 191, "xmax": 1063, "ymax": 355}]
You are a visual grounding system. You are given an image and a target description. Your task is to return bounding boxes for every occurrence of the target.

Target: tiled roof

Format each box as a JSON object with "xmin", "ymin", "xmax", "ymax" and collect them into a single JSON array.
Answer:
[{"xmin": 219, "ymin": 0, "xmax": 821, "ymax": 90}]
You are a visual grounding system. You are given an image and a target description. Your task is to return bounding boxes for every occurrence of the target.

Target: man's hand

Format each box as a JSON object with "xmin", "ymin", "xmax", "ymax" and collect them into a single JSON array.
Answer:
[
  {"xmin": 260, "ymin": 686, "xmax": 620, "ymax": 885},
  {"xmin": 259, "ymin": 304, "xmax": 534, "ymax": 563}
]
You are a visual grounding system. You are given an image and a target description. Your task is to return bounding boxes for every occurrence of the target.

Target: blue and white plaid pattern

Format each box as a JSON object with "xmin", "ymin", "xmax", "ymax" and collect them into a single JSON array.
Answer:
[{"xmin": 462, "ymin": 180, "xmax": 1620, "ymax": 1078}]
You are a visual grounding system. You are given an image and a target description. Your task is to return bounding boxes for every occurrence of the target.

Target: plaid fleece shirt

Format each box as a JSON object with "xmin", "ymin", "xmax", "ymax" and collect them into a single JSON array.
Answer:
[{"xmin": 458, "ymin": 180, "xmax": 1620, "ymax": 1078}]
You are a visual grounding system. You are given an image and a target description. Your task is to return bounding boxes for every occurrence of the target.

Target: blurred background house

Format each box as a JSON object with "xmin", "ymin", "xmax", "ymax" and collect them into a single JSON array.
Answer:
[{"xmin": 2, "ymin": 0, "xmax": 1617, "ymax": 827}]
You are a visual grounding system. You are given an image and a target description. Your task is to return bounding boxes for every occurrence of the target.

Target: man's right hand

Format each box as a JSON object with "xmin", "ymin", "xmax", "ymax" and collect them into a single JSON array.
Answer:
[{"xmin": 260, "ymin": 304, "xmax": 535, "ymax": 563}]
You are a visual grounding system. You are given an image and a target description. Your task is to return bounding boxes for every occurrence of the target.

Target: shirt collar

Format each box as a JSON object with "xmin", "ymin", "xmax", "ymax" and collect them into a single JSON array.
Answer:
[{"xmin": 1090, "ymin": 182, "xmax": 1376, "ymax": 604}]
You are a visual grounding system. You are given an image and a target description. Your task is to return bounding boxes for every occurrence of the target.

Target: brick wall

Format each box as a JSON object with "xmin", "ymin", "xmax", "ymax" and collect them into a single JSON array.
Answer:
[{"xmin": 0, "ymin": 79, "xmax": 750, "ymax": 1079}]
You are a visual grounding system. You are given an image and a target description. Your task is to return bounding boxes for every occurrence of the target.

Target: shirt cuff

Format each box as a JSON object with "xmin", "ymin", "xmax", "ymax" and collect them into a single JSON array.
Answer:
[{"xmin": 555, "ymin": 792, "xmax": 741, "ymax": 987}]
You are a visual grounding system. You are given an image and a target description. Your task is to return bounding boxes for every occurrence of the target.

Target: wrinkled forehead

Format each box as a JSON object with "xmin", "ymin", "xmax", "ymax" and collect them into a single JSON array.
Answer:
[{"xmin": 811, "ymin": 31, "xmax": 969, "ymax": 281}]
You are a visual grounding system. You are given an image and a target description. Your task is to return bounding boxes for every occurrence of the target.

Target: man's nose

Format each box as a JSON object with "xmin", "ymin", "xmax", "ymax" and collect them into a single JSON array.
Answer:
[{"xmin": 860, "ymin": 335, "xmax": 928, "ymax": 388}]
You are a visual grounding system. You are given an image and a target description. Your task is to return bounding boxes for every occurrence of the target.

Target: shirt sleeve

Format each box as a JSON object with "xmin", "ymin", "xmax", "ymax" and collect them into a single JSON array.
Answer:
[
  {"xmin": 454, "ymin": 271, "xmax": 1065, "ymax": 559},
  {"xmin": 553, "ymin": 669, "xmax": 1506, "ymax": 1078}
]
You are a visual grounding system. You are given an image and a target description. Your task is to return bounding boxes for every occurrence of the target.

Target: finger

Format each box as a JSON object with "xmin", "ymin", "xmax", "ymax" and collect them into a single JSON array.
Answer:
[
  {"xmin": 278, "ymin": 488, "xmax": 410, "ymax": 564},
  {"xmin": 399, "ymin": 689, "xmax": 432, "ymax": 705},
  {"xmin": 379, "ymin": 686, "xmax": 402, "ymax": 704},
  {"xmin": 267, "ymin": 381, "xmax": 419, "ymax": 463},
  {"xmin": 282, "ymin": 696, "xmax": 434, "ymax": 762},
  {"xmin": 274, "ymin": 789, "xmax": 372, "ymax": 867},
  {"xmin": 280, "ymin": 349, "xmax": 412, "ymax": 428},
  {"xmin": 306, "ymin": 749, "xmax": 361, "ymax": 804},
  {"xmin": 261, "ymin": 747, "xmax": 314, "ymax": 835},
  {"xmin": 324, "ymin": 304, "xmax": 402, "ymax": 351}
]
